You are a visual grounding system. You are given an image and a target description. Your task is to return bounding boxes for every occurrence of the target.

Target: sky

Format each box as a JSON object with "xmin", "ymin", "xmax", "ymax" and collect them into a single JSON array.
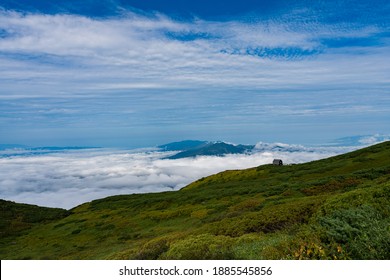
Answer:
[{"xmin": 0, "ymin": 0, "xmax": 389, "ymax": 148}]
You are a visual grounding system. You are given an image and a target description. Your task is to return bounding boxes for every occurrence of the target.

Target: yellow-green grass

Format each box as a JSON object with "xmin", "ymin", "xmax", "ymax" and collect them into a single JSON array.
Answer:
[{"xmin": 1, "ymin": 141, "xmax": 389, "ymax": 259}]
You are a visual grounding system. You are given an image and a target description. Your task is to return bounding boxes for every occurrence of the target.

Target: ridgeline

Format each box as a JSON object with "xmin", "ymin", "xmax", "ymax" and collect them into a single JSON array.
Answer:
[{"xmin": 1, "ymin": 141, "xmax": 389, "ymax": 259}]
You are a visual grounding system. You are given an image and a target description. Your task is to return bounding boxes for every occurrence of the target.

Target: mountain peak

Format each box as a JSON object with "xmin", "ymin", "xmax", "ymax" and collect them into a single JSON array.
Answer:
[
  {"xmin": 164, "ymin": 141, "xmax": 255, "ymax": 159},
  {"xmin": 157, "ymin": 140, "xmax": 209, "ymax": 152}
]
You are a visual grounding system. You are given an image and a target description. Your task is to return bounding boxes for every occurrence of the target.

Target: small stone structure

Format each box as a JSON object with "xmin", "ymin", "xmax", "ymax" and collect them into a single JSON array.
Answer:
[{"xmin": 273, "ymin": 159, "xmax": 283, "ymax": 166}]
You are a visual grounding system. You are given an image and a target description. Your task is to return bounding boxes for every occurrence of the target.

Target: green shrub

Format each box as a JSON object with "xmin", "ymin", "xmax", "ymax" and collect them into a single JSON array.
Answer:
[
  {"xmin": 136, "ymin": 237, "xmax": 170, "ymax": 260},
  {"xmin": 302, "ymin": 178, "xmax": 360, "ymax": 196},
  {"xmin": 71, "ymin": 229, "xmax": 81, "ymax": 235},
  {"xmin": 191, "ymin": 209, "xmax": 208, "ymax": 219},
  {"xmin": 229, "ymin": 199, "xmax": 263, "ymax": 212},
  {"xmin": 317, "ymin": 205, "xmax": 390, "ymax": 259},
  {"xmin": 232, "ymin": 233, "xmax": 291, "ymax": 259},
  {"xmin": 208, "ymin": 197, "xmax": 322, "ymax": 237},
  {"xmin": 164, "ymin": 234, "xmax": 234, "ymax": 259}
]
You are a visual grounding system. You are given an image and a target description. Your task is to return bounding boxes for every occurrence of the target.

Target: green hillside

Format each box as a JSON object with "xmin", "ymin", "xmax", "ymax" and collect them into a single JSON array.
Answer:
[
  {"xmin": 0, "ymin": 200, "xmax": 69, "ymax": 250},
  {"xmin": 1, "ymin": 141, "xmax": 389, "ymax": 260}
]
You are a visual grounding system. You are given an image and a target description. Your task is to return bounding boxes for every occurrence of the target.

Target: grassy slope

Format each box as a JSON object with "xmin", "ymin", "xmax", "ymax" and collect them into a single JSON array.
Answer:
[
  {"xmin": 0, "ymin": 200, "xmax": 69, "ymax": 255},
  {"xmin": 0, "ymin": 141, "xmax": 389, "ymax": 260}
]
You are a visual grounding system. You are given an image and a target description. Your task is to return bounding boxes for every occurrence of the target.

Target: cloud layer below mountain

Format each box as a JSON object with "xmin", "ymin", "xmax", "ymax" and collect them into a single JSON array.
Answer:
[{"xmin": 0, "ymin": 143, "xmax": 357, "ymax": 209}]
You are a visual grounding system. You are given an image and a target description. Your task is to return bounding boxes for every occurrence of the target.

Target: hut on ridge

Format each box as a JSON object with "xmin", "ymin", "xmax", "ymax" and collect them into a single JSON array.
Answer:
[{"xmin": 273, "ymin": 159, "xmax": 283, "ymax": 166}]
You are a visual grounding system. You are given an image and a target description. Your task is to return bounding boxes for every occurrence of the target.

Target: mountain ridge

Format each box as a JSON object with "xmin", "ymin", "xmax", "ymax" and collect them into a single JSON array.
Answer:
[
  {"xmin": 0, "ymin": 141, "xmax": 389, "ymax": 260},
  {"xmin": 163, "ymin": 141, "xmax": 255, "ymax": 159},
  {"xmin": 157, "ymin": 140, "xmax": 209, "ymax": 152}
]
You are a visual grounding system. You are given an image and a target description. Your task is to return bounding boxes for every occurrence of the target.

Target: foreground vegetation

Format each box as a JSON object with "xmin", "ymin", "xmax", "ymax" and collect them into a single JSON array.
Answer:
[{"xmin": 1, "ymin": 141, "xmax": 389, "ymax": 259}]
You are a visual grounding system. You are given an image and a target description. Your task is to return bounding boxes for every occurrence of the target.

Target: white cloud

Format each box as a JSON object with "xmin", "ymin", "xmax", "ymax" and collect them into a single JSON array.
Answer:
[
  {"xmin": 0, "ymin": 9, "xmax": 388, "ymax": 160},
  {"xmin": 0, "ymin": 9, "xmax": 389, "ymax": 97},
  {"xmin": 358, "ymin": 134, "xmax": 390, "ymax": 145},
  {"xmin": 0, "ymin": 144, "xmax": 356, "ymax": 209}
]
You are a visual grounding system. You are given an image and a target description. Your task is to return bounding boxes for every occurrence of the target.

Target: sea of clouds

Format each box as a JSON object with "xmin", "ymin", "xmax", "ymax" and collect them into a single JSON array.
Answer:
[{"xmin": 0, "ymin": 142, "xmax": 366, "ymax": 209}]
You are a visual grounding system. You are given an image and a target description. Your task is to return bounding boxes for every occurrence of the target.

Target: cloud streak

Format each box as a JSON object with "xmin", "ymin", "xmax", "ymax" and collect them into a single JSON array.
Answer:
[
  {"xmin": 0, "ymin": 4, "xmax": 389, "ymax": 147},
  {"xmin": 0, "ymin": 9, "xmax": 389, "ymax": 94}
]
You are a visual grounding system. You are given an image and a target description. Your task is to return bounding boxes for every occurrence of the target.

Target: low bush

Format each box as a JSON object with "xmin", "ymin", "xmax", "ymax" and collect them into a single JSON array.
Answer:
[
  {"xmin": 232, "ymin": 233, "xmax": 291, "ymax": 259},
  {"xmin": 135, "ymin": 237, "xmax": 171, "ymax": 260},
  {"xmin": 317, "ymin": 205, "xmax": 390, "ymax": 259},
  {"xmin": 164, "ymin": 234, "xmax": 234, "ymax": 260}
]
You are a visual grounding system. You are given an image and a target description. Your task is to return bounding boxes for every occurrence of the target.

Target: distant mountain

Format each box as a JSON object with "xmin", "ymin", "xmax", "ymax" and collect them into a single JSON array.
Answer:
[
  {"xmin": 29, "ymin": 146, "xmax": 99, "ymax": 151},
  {"xmin": 159, "ymin": 140, "xmax": 352, "ymax": 159},
  {"xmin": 166, "ymin": 141, "xmax": 255, "ymax": 159},
  {"xmin": 0, "ymin": 144, "xmax": 29, "ymax": 150},
  {"xmin": 158, "ymin": 140, "xmax": 209, "ymax": 151},
  {"xmin": 0, "ymin": 146, "xmax": 99, "ymax": 158},
  {"xmin": 159, "ymin": 140, "xmax": 323, "ymax": 159}
]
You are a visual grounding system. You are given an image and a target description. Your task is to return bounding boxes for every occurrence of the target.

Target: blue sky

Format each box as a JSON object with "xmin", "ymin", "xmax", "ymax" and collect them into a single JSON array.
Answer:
[{"xmin": 0, "ymin": 0, "xmax": 389, "ymax": 148}]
